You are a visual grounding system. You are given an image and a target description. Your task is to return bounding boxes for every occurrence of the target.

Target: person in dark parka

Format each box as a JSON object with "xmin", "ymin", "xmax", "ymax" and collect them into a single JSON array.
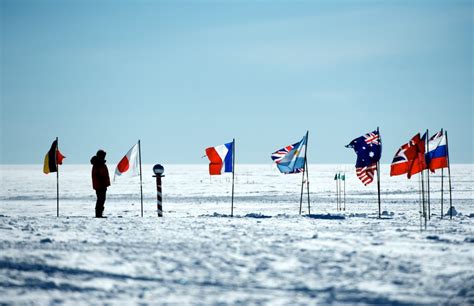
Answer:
[{"xmin": 90, "ymin": 150, "xmax": 111, "ymax": 218}]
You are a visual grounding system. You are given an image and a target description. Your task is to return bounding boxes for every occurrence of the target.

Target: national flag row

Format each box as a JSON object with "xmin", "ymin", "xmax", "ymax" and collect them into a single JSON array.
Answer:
[
  {"xmin": 44, "ymin": 129, "xmax": 450, "ymax": 185},
  {"xmin": 43, "ymin": 128, "xmax": 451, "ymax": 218},
  {"xmin": 44, "ymin": 140, "xmax": 142, "ymax": 181},
  {"xmin": 390, "ymin": 129, "xmax": 449, "ymax": 178}
]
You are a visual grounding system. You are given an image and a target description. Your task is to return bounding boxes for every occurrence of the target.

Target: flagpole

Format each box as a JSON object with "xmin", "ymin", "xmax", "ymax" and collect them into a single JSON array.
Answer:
[
  {"xmin": 299, "ymin": 132, "xmax": 307, "ymax": 215},
  {"xmin": 421, "ymin": 163, "xmax": 426, "ymax": 229},
  {"xmin": 446, "ymin": 131, "xmax": 453, "ymax": 220},
  {"xmin": 441, "ymin": 167, "xmax": 444, "ymax": 219},
  {"xmin": 418, "ymin": 173, "xmax": 422, "ymax": 230},
  {"xmin": 305, "ymin": 159, "xmax": 310, "ymax": 215},
  {"xmin": 231, "ymin": 138, "xmax": 235, "ymax": 217},
  {"xmin": 338, "ymin": 174, "xmax": 342, "ymax": 211},
  {"xmin": 343, "ymin": 173, "xmax": 346, "ymax": 211},
  {"xmin": 56, "ymin": 137, "xmax": 59, "ymax": 218},
  {"xmin": 138, "ymin": 140, "xmax": 144, "ymax": 217},
  {"xmin": 335, "ymin": 175, "xmax": 339, "ymax": 211},
  {"xmin": 426, "ymin": 129, "xmax": 431, "ymax": 220},
  {"xmin": 305, "ymin": 131, "xmax": 310, "ymax": 215},
  {"xmin": 376, "ymin": 127, "xmax": 381, "ymax": 219},
  {"xmin": 440, "ymin": 129, "xmax": 444, "ymax": 219}
]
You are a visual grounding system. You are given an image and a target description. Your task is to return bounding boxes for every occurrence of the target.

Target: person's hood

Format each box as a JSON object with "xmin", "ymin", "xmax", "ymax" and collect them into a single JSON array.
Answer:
[{"xmin": 90, "ymin": 155, "xmax": 106, "ymax": 165}]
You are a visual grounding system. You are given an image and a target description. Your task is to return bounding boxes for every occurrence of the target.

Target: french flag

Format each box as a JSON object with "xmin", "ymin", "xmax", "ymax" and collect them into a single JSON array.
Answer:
[
  {"xmin": 205, "ymin": 141, "xmax": 234, "ymax": 175},
  {"xmin": 426, "ymin": 130, "xmax": 448, "ymax": 172}
]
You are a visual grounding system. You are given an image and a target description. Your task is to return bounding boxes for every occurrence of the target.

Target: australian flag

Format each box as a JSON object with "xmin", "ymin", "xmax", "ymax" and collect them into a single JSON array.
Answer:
[{"xmin": 345, "ymin": 130, "xmax": 382, "ymax": 185}]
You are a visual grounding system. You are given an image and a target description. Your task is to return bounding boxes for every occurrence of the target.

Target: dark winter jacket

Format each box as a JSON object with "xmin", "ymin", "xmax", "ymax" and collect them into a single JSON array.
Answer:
[{"xmin": 91, "ymin": 155, "xmax": 111, "ymax": 190}]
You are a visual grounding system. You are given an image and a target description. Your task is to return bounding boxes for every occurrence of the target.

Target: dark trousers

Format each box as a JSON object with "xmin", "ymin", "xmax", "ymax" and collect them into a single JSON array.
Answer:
[{"xmin": 95, "ymin": 189, "xmax": 107, "ymax": 217}]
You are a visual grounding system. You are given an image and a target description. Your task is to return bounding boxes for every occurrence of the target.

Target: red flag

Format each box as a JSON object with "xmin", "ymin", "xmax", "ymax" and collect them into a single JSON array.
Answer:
[
  {"xmin": 407, "ymin": 133, "xmax": 427, "ymax": 179},
  {"xmin": 390, "ymin": 134, "xmax": 420, "ymax": 176}
]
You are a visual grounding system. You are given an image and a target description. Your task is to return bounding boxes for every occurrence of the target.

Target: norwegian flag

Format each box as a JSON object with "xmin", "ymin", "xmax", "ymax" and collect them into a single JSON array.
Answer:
[{"xmin": 346, "ymin": 130, "xmax": 382, "ymax": 185}]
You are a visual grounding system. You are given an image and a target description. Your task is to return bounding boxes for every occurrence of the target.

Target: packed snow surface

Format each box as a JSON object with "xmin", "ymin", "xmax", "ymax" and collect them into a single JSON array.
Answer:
[{"xmin": 1, "ymin": 164, "xmax": 473, "ymax": 305}]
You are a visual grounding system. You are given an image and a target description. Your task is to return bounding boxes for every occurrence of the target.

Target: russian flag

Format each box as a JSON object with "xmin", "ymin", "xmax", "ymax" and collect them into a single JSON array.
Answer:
[
  {"xmin": 426, "ymin": 130, "xmax": 448, "ymax": 172},
  {"xmin": 205, "ymin": 141, "xmax": 234, "ymax": 175}
]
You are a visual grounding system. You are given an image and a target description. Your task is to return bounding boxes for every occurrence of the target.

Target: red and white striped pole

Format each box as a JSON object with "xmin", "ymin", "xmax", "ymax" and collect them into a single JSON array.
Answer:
[{"xmin": 153, "ymin": 164, "xmax": 165, "ymax": 217}]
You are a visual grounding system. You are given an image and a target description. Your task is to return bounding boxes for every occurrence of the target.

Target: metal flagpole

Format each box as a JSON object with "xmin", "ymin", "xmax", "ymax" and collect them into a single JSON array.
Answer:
[
  {"xmin": 337, "ymin": 172, "xmax": 342, "ymax": 211},
  {"xmin": 56, "ymin": 137, "xmax": 59, "ymax": 217},
  {"xmin": 335, "ymin": 174, "xmax": 339, "ymax": 211},
  {"xmin": 376, "ymin": 127, "xmax": 381, "ymax": 219},
  {"xmin": 305, "ymin": 132, "xmax": 310, "ymax": 215},
  {"xmin": 446, "ymin": 131, "xmax": 453, "ymax": 220},
  {"xmin": 343, "ymin": 173, "xmax": 346, "ymax": 211},
  {"xmin": 138, "ymin": 140, "xmax": 144, "ymax": 217},
  {"xmin": 418, "ymin": 171, "xmax": 422, "ymax": 229},
  {"xmin": 441, "ymin": 167, "xmax": 444, "ymax": 219},
  {"xmin": 231, "ymin": 138, "xmax": 235, "ymax": 217},
  {"xmin": 440, "ymin": 129, "xmax": 444, "ymax": 219},
  {"xmin": 299, "ymin": 132, "xmax": 308, "ymax": 215},
  {"xmin": 305, "ymin": 159, "xmax": 310, "ymax": 215},
  {"xmin": 426, "ymin": 129, "xmax": 431, "ymax": 220},
  {"xmin": 421, "ymin": 164, "xmax": 426, "ymax": 229}
]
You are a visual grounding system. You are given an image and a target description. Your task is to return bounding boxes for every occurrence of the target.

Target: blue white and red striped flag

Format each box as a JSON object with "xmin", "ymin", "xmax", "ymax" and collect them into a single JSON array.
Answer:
[
  {"xmin": 205, "ymin": 141, "xmax": 233, "ymax": 175},
  {"xmin": 346, "ymin": 130, "xmax": 382, "ymax": 185},
  {"xmin": 426, "ymin": 129, "xmax": 448, "ymax": 172}
]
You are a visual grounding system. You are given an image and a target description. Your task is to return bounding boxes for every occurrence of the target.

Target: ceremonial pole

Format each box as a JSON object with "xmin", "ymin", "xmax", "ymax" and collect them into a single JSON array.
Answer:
[
  {"xmin": 306, "ymin": 132, "xmax": 310, "ymax": 214},
  {"xmin": 231, "ymin": 138, "xmax": 235, "ymax": 217},
  {"xmin": 337, "ymin": 172, "xmax": 342, "ymax": 211},
  {"xmin": 56, "ymin": 137, "xmax": 59, "ymax": 217},
  {"xmin": 440, "ymin": 129, "xmax": 444, "ymax": 219},
  {"xmin": 446, "ymin": 131, "xmax": 453, "ymax": 220},
  {"xmin": 305, "ymin": 158, "xmax": 311, "ymax": 215},
  {"xmin": 343, "ymin": 173, "xmax": 346, "ymax": 211},
  {"xmin": 418, "ymin": 172, "xmax": 422, "ymax": 229},
  {"xmin": 421, "ymin": 161, "xmax": 426, "ymax": 228},
  {"xmin": 441, "ymin": 167, "xmax": 444, "ymax": 219},
  {"xmin": 376, "ymin": 127, "xmax": 381, "ymax": 219},
  {"xmin": 335, "ymin": 174, "xmax": 339, "ymax": 211},
  {"xmin": 426, "ymin": 129, "xmax": 431, "ymax": 220},
  {"xmin": 138, "ymin": 140, "xmax": 144, "ymax": 217},
  {"xmin": 299, "ymin": 131, "xmax": 308, "ymax": 215}
]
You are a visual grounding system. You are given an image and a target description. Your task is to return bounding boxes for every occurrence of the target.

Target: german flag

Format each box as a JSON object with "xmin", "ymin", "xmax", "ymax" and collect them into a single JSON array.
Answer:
[{"xmin": 43, "ymin": 140, "xmax": 65, "ymax": 174}]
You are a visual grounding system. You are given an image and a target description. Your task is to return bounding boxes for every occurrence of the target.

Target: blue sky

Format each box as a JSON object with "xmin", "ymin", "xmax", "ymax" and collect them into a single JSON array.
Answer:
[{"xmin": 1, "ymin": 0, "xmax": 472, "ymax": 164}]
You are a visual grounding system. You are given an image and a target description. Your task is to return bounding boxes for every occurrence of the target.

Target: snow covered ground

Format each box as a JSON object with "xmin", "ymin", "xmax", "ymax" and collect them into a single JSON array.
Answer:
[{"xmin": 0, "ymin": 164, "xmax": 473, "ymax": 305}]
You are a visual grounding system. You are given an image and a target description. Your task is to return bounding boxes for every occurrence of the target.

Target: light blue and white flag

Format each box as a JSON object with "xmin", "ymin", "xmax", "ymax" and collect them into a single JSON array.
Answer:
[{"xmin": 271, "ymin": 133, "xmax": 307, "ymax": 174}]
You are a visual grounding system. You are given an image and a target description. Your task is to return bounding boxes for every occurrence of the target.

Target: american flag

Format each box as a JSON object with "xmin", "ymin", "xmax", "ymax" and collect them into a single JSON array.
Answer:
[{"xmin": 346, "ymin": 130, "xmax": 382, "ymax": 185}]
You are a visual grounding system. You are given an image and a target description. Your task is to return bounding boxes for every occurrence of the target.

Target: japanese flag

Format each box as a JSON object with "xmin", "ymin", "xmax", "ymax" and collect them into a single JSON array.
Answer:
[{"xmin": 114, "ymin": 143, "xmax": 140, "ymax": 181}]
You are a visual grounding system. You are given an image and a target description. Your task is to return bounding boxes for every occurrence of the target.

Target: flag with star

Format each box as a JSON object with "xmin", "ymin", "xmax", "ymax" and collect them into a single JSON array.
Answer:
[{"xmin": 345, "ymin": 130, "xmax": 382, "ymax": 185}]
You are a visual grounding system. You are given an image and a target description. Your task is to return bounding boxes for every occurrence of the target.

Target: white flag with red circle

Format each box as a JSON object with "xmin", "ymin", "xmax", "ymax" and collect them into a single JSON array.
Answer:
[{"xmin": 114, "ymin": 143, "xmax": 140, "ymax": 181}]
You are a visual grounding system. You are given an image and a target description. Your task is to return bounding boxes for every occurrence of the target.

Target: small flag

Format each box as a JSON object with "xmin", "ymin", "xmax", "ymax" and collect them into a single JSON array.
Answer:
[
  {"xmin": 346, "ymin": 130, "xmax": 381, "ymax": 185},
  {"xmin": 390, "ymin": 133, "xmax": 421, "ymax": 176},
  {"xmin": 43, "ymin": 140, "xmax": 65, "ymax": 174},
  {"xmin": 271, "ymin": 133, "xmax": 307, "ymax": 174},
  {"xmin": 205, "ymin": 141, "xmax": 233, "ymax": 175},
  {"xmin": 341, "ymin": 174, "xmax": 345, "ymax": 181},
  {"xmin": 407, "ymin": 132, "xmax": 427, "ymax": 179},
  {"xmin": 114, "ymin": 142, "xmax": 140, "ymax": 181},
  {"xmin": 426, "ymin": 129, "xmax": 448, "ymax": 172},
  {"xmin": 334, "ymin": 174, "xmax": 338, "ymax": 180}
]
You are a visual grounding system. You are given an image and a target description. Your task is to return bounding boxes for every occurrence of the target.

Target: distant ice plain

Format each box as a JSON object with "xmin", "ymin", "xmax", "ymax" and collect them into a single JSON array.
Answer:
[{"xmin": 0, "ymin": 164, "xmax": 473, "ymax": 305}]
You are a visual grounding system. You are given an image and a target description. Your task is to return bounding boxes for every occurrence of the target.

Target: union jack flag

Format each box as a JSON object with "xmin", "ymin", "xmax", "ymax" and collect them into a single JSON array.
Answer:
[
  {"xmin": 271, "ymin": 133, "xmax": 307, "ymax": 174},
  {"xmin": 346, "ymin": 130, "xmax": 382, "ymax": 185},
  {"xmin": 271, "ymin": 143, "xmax": 297, "ymax": 163}
]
